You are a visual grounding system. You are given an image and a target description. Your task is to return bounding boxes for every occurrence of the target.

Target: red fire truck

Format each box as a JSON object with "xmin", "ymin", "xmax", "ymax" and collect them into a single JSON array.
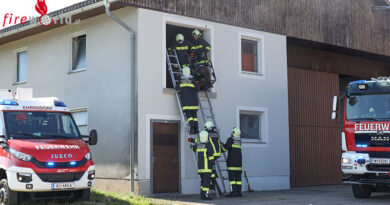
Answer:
[
  {"xmin": 0, "ymin": 88, "xmax": 97, "ymax": 204},
  {"xmin": 333, "ymin": 77, "xmax": 390, "ymax": 198}
]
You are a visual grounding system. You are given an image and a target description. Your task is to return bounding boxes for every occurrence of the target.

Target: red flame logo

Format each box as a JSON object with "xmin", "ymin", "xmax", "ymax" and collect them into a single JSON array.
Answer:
[
  {"xmin": 35, "ymin": 0, "xmax": 48, "ymax": 16},
  {"xmin": 35, "ymin": 0, "xmax": 52, "ymax": 27}
]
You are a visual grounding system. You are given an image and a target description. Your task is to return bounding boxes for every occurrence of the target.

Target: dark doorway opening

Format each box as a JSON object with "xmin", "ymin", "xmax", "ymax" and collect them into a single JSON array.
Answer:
[
  {"xmin": 152, "ymin": 121, "xmax": 180, "ymax": 193},
  {"xmin": 166, "ymin": 24, "xmax": 204, "ymax": 88}
]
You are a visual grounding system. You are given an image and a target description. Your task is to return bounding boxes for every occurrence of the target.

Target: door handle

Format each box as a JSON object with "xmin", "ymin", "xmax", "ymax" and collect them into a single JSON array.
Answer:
[{"xmin": 152, "ymin": 157, "xmax": 157, "ymax": 164}]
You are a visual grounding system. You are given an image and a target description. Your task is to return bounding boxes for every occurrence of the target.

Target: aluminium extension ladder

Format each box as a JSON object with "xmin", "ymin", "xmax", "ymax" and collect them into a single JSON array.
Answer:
[{"xmin": 166, "ymin": 49, "xmax": 229, "ymax": 196}]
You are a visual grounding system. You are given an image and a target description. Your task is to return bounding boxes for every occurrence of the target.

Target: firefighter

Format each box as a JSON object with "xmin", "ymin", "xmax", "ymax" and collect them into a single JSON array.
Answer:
[
  {"xmin": 176, "ymin": 66, "xmax": 199, "ymax": 134},
  {"xmin": 191, "ymin": 29, "xmax": 211, "ymax": 66},
  {"xmin": 224, "ymin": 127, "xmax": 243, "ymax": 197},
  {"xmin": 169, "ymin": 33, "xmax": 193, "ymax": 69},
  {"xmin": 204, "ymin": 121, "xmax": 224, "ymax": 190},
  {"xmin": 191, "ymin": 29, "xmax": 212, "ymax": 91},
  {"xmin": 192, "ymin": 130, "xmax": 214, "ymax": 200}
]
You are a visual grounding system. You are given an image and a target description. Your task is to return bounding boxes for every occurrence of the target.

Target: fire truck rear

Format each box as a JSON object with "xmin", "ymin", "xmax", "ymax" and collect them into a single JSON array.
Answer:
[
  {"xmin": 0, "ymin": 88, "xmax": 97, "ymax": 204},
  {"xmin": 332, "ymin": 77, "xmax": 390, "ymax": 198}
]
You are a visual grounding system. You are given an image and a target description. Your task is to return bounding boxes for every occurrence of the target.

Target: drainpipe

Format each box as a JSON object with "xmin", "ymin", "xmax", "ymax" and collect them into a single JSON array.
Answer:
[{"xmin": 104, "ymin": 0, "xmax": 137, "ymax": 194}]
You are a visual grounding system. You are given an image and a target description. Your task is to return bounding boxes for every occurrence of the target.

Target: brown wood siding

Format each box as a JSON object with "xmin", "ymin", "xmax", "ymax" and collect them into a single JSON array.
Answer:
[
  {"xmin": 288, "ymin": 45, "xmax": 390, "ymax": 78},
  {"xmin": 121, "ymin": 0, "xmax": 390, "ymax": 57},
  {"xmin": 288, "ymin": 68, "xmax": 342, "ymax": 186}
]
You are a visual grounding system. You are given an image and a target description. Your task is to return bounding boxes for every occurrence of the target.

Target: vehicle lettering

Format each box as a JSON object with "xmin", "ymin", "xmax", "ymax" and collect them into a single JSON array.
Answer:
[
  {"xmin": 22, "ymin": 106, "xmax": 53, "ymax": 110},
  {"xmin": 51, "ymin": 154, "xmax": 72, "ymax": 159},
  {"xmin": 57, "ymin": 169, "xmax": 69, "ymax": 173},
  {"xmin": 35, "ymin": 145, "xmax": 80, "ymax": 150},
  {"xmin": 354, "ymin": 123, "xmax": 390, "ymax": 131},
  {"xmin": 371, "ymin": 136, "xmax": 390, "ymax": 142}
]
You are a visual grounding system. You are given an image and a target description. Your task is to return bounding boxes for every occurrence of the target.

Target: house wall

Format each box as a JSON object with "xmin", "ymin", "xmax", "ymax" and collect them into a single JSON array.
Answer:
[
  {"xmin": 0, "ymin": 7, "xmax": 138, "ymax": 187},
  {"xmin": 136, "ymin": 8, "xmax": 290, "ymax": 195}
]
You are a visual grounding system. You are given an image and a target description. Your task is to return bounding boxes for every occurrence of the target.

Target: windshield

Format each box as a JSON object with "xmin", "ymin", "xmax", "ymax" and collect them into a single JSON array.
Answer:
[
  {"xmin": 346, "ymin": 94, "xmax": 390, "ymax": 121},
  {"xmin": 3, "ymin": 111, "xmax": 80, "ymax": 139}
]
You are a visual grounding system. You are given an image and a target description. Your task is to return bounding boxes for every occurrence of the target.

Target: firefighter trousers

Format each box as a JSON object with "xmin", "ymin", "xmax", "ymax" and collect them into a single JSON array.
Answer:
[
  {"xmin": 184, "ymin": 110, "xmax": 198, "ymax": 130},
  {"xmin": 228, "ymin": 171, "xmax": 242, "ymax": 192},
  {"xmin": 200, "ymin": 173, "xmax": 211, "ymax": 197}
]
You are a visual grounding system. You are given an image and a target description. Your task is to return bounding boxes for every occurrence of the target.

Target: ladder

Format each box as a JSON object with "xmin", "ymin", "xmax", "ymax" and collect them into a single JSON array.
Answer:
[
  {"xmin": 197, "ymin": 91, "xmax": 229, "ymax": 195},
  {"xmin": 166, "ymin": 49, "xmax": 227, "ymax": 196}
]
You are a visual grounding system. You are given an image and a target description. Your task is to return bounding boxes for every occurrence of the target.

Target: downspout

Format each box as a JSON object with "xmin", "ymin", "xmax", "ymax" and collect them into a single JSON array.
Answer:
[{"xmin": 104, "ymin": 0, "xmax": 137, "ymax": 194}]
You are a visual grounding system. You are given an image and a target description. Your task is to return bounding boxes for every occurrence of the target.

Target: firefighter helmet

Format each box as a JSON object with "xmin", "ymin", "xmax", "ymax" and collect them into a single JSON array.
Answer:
[
  {"xmin": 232, "ymin": 127, "xmax": 241, "ymax": 138},
  {"xmin": 204, "ymin": 121, "xmax": 214, "ymax": 130},
  {"xmin": 192, "ymin": 29, "xmax": 201, "ymax": 37},
  {"xmin": 176, "ymin": 33, "xmax": 184, "ymax": 44},
  {"xmin": 182, "ymin": 66, "xmax": 191, "ymax": 78},
  {"xmin": 199, "ymin": 131, "xmax": 209, "ymax": 143}
]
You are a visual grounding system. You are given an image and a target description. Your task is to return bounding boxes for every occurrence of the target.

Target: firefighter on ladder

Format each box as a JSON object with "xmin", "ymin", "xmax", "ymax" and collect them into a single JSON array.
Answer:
[
  {"xmin": 176, "ymin": 66, "xmax": 200, "ymax": 134},
  {"xmin": 191, "ymin": 29, "xmax": 212, "ymax": 91},
  {"xmin": 169, "ymin": 33, "xmax": 193, "ymax": 69},
  {"xmin": 204, "ymin": 121, "xmax": 224, "ymax": 192},
  {"xmin": 224, "ymin": 128, "xmax": 243, "ymax": 197},
  {"xmin": 192, "ymin": 130, "xmax": 214, "ymax": 200}
]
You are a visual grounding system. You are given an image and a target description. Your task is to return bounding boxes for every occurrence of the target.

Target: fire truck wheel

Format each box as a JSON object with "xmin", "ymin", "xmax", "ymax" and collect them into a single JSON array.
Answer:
[
  {"xmin": 77, "ymin": 188, "xmax": 91, "ymax": 201},
  {"xmin": 352, "ymin": 184, "xmax": 372, "ymax": 198},
  {"xmin": 0, "ymin": 179, "xmax": 18, "ymax": 205}
]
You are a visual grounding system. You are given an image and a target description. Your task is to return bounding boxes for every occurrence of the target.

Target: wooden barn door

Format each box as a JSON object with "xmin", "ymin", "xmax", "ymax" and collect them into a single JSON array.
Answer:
[{"xmin": 288, "ymin": 68, "xmax": 342, "ymax": 186}]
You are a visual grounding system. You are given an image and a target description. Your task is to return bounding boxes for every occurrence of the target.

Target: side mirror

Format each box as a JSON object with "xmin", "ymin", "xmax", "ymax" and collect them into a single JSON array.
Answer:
[
  {"xmin": 82, "ymin": 130, "xmax": 98, "ymax": 146},
  {"xmin": 0, "ymin": 135, "xmax": 7, "ymax": 149},
  {"xmin": 89, "ymin": 130, "xmax": 98, "ymax": 145},
  {"xmin": 331, "ymin": 96, "xmax": 338, "ymax": 120}
]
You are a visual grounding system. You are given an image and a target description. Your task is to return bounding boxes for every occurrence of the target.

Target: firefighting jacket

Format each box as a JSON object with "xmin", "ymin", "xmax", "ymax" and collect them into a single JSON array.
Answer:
[
  {"xmin": 176, "ymin": 79, "xmax": 199, "ymax": 110},
  {"xmin": 208, "ymin": 129, "xmax": 223, "ymax": 158},
  {"xmin": 169, "ymin": 40, "xmax": 193, "ymax": 66},
  {"xmin": 193, "ymin": 142, "xmax": 215, "ymax": 173},
  {"xmin": 191, "ymin": 38, "xmax": 211, "ymax": 64},
  {"xmin": 224, "ymin": 136, "xmax": 242, "ymax": 171}
]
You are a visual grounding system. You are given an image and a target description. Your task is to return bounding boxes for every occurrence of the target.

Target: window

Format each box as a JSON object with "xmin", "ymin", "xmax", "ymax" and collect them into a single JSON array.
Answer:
[
  {"xmin": 240, "ymin": 111, "xmax": 262, "ymax": 139},
  {"xmin": 16, "ymin": 50, "xmax": 28, "ymax": 83},
  {"xmin": 71, "ymin": 34, "xmax": 86, "ymax": 71},
  {"xmin": 241, "ymin": 39, "xmax": 258, "ymax": 73},
  {"xmin": 237, "ymin": 106, "xmax": 268, "ymax": 144},
  {"xmin": 71, "ymin": 108, "xmax": 88, "ymax": 135}
]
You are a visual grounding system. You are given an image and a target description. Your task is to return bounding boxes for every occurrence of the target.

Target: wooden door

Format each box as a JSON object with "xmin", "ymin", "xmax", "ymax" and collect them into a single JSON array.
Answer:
[
  {"xmin": 288, "ymin": 68, "xmax": 342, "ymax": 186},
  {"xmin": 152, "ymin": 122, "xmax": 179, "ymax": 193}
]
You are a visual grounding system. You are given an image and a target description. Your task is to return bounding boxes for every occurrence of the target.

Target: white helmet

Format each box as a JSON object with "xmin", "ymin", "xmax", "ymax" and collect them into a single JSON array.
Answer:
[
  {"xmin": 182, "ymin": 66, "xmax": 191, "ymax": 78},
  {"xmin": 232, "ymin": 127, "xmax": 241, "ymax": 138},
  {"xmin": 199, "ymin": 131, "xmax": 209, "ymax": 143},
  {"xmin": 176, "ymin": 33, "xmax": 184, "ymax": 44},
  {"xmin": 192, "ymin": 29, "xmax": 201, "ymax": 37},
  {"xmin": 204, "ymin": 121, "xmax": 214, "ymax": 131}
]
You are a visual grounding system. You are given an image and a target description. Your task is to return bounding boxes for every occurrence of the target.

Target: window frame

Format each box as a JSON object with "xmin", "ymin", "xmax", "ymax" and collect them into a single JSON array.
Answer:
[
  {"xmin": 14, "ymin": 47, "xmax": 28, "ymax": 84},
  {"xmin": 236, "ymin": 106, "xmax": 268, "ymax": 145},
  {"xmin": 162, "ymin": 16, "xmax": 215, "ymax": 91},
  {"xmin": 238, "ymin": 31, "xmax": 265, "ymax": 79},
  {"xmin": 68, "ymin": 31, "xmax": 87, "ymax": 74}
]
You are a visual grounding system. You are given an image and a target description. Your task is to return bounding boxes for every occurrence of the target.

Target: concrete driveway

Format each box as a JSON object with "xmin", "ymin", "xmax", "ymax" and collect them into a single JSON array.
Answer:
[{"xmin": 153, "ymin": 185, "xmax": 390, "ymax": 205}]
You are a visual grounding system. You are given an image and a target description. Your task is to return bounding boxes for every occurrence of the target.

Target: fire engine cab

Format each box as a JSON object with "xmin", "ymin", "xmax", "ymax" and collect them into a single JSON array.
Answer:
[
  {"xmin": 0, "ymin": 88, "xmax": 97, "ymax": 204},
  {"xmin": 332, "ymin": 77, "xmax": 390, "ymax": 198}
]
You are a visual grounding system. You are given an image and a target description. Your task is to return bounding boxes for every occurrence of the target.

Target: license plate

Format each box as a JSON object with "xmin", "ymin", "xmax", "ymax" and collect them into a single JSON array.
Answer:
[
  {"xmin": 51, "ymin": 182, "xmax": 75, "ymax": 190},
  {"xmin": 370, "ymin": 158, "xmax": 390, "ymax": 164}
]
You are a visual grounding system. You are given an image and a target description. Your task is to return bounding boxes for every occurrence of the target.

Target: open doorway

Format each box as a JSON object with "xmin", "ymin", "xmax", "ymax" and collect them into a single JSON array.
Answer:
[{"xmin": 165, "ymin": 24, "xmax": 206, "ymax": 88}]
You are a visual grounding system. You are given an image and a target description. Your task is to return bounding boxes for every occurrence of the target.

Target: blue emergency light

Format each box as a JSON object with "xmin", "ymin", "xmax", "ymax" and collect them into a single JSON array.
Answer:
[
  {"xmin": 356, "ymin": 144, "xmax": 368, "ymax": 148},
  {"xmin": 0, "ymin": 99, "xmax": 19, "ymax": 106},
  {"xmin": 70, "ymin": 161, "xmax": 77, "ymax": 166},
  {"xmin": 47, "ymin": 162, "xmax": 55, "ymax": 167},
  {"xmin": 54, "ymin": 100, "xmax": 66, "ymax": 107}
]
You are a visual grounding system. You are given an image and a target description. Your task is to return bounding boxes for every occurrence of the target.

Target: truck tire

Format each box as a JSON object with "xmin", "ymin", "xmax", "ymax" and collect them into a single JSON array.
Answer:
[
  {"xmin": 0, "ymin": 179, "xmax": 18, "ymax": 205},
  {"xmin": 352, "ymin": 184, "xmax": 372, "ymax": 198},
  {"xmin": 76, "ymin": 188, "xmax": 91, "ymax": 201}
]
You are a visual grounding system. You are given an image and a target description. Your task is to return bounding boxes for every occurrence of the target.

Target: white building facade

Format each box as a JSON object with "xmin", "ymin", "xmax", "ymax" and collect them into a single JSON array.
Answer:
[{"xmin": 0, "ymin": 2, "xmax": 289, "ymax": 195}]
